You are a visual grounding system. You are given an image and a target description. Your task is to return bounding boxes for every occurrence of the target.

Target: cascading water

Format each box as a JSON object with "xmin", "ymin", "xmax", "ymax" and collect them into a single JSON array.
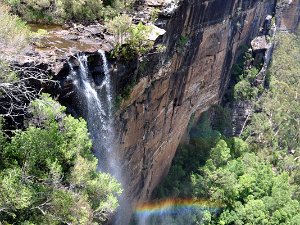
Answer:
[
  {"xmin": 68, "ymin": 51, "xmax": 118, "ymax": 176},
  {"xmin": 67, "ymin": 51, "xmax": 130, "ymax": 224}
]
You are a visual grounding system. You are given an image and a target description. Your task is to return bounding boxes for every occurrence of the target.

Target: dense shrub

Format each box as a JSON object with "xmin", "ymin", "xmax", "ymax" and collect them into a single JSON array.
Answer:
[
  {"xmin": 4, "ymin": 0, "xmax": 124, "ymax": 23},
  {"xmin": 107, "ymin": 15, "xmax": 154, "ymax": 59},
  {"xmin": 0, "ymin": 4, "xmax": 32, "ymax": 51},
  {"xmin": 233, "ymin": 66, "xmax": 261, "ymax": 101},
  {"xmin": 233, "ymin": 78, "xmax": 259, "ymax": 100},
  {"xmin": 0, "ymin": 94, "xmax": 122, "ymax": 224}
]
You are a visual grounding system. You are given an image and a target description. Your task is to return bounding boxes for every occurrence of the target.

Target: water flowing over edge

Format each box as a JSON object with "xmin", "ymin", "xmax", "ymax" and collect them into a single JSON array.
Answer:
[{"xmin": 67, "ymin": 51, "xmax": 119, "ymax": 177}]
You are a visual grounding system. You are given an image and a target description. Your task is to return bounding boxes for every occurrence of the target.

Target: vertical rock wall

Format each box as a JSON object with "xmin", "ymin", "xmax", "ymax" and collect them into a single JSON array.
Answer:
[
  {"xmin": 115, "ymin": 0, "xmax": 279, "ymax": 221},
  {"xmin": 276, "ymin": 0, "xmax": 300, "ymax": 32}
]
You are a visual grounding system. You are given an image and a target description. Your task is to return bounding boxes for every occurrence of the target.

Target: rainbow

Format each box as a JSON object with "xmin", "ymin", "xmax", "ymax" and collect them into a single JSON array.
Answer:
[{"xmin": 134, "ymin": 198, "xmax": 222, "ymax": 217}]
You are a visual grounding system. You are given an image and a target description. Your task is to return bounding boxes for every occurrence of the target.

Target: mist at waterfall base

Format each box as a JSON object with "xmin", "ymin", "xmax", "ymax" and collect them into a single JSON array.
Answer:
[
  {"xmin": 66, "ymin": 52, "xmax": 220, "ymax": 225},
  {"xmin": 133, "ymin": 198, "xmax": 221, "ymax": 225},
  {"xmin": 67, "ymin": 51, "xmax": 135, "ymax": 224}
]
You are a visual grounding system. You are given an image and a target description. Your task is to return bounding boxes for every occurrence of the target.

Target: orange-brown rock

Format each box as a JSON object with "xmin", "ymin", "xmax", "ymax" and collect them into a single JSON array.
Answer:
[
  {"xmin": 276, "ymin": 0, "xmax": 300, "ymax": 32},
  {"xmin": 112, "ymin": 0, "xmax": 300, "ymax": 223}
]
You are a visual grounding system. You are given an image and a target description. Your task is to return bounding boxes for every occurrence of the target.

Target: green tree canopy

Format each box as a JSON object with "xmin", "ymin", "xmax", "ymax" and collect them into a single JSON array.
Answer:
[
  {"xmin": 192, "ymin": 140, "xmax": 300, "ymax": 225},
  {"xmin": 0, "ymin": 94, "xmax": 122, "ymax": 224}
]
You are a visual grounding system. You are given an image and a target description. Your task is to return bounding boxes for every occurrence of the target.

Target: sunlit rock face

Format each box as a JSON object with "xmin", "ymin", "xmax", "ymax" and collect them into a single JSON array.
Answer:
[
  {"xmin": 114, "ymin": 0, "xmax": 279, "ymax": 222},
  {"xmin": 276, "ymin": 0, "xmax": 300, "ymax": 32}
]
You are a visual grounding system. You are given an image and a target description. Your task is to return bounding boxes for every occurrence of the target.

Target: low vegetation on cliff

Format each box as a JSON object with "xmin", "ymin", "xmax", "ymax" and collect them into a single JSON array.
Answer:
[
  {"xmin": 3, "ymin": 0, "xmax": 134, "ymax": 23},
  {"xmin": 150, "ymin": 32, "xmax": 300, "ymax": 224},
  {"xmin": 0, "ymin": 4, "xmax": 32, "ymax": 54},
  {"xmin": 106, "ymin": 14, "xmax": 155, "ymax": 60}
]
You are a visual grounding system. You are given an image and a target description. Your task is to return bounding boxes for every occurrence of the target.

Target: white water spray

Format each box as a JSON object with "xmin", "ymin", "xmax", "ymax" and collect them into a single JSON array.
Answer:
[
  {"xmin": 68, "ymin": 52, "xmax": 134, "ymax": 225},
  {"xmin": 68, "ymin": 52, "xmax": 118, "ymax": 175}
]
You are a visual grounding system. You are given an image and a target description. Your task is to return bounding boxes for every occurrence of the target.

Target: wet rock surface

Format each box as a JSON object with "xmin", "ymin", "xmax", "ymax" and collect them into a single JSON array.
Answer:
[
  {"xmin": 1, "ymin": 23, "xmax": 114, "ymax": 76},
  {"xmin": 31, "ymin": 23, "xmax": 112, "ymax": 52}
]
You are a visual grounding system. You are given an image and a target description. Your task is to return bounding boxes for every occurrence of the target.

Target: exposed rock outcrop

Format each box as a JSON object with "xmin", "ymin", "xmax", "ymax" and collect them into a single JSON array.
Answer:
[
  {"xmin": 276, "ymin": 0, "xmax": 300, "ymax": 32},
  {"xmin": 115, "ymin": 0, "xmax": 280, "ymax": 222}
]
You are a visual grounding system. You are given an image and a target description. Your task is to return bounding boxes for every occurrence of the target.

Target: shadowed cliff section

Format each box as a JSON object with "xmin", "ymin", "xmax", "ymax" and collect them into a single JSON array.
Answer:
[{"xmin": 114, "ymin": 0, "xmax": 283, "ymax": 223}]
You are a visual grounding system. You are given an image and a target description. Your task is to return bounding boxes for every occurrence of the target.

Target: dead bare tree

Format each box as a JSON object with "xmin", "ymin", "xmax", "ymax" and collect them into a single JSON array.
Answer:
[{"xmin": 0, "ymin": 62, "xmax": 57, "ymax": 126}]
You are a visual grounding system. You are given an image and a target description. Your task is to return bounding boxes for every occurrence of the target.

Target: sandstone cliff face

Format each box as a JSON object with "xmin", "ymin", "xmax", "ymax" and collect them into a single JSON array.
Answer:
[
  {"xmin": 115, "ymin": 0, "xmax": 278, "ymax": 219},
  {"xmin": 276, "ymin": 0, "xmax": 300, "ymax": 32}
]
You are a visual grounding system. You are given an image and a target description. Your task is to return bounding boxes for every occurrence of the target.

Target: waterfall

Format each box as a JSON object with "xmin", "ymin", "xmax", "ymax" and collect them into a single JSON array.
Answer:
[{"xmin": 68, "ymin": 51, "xmax": 117, "ymax": 174}]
